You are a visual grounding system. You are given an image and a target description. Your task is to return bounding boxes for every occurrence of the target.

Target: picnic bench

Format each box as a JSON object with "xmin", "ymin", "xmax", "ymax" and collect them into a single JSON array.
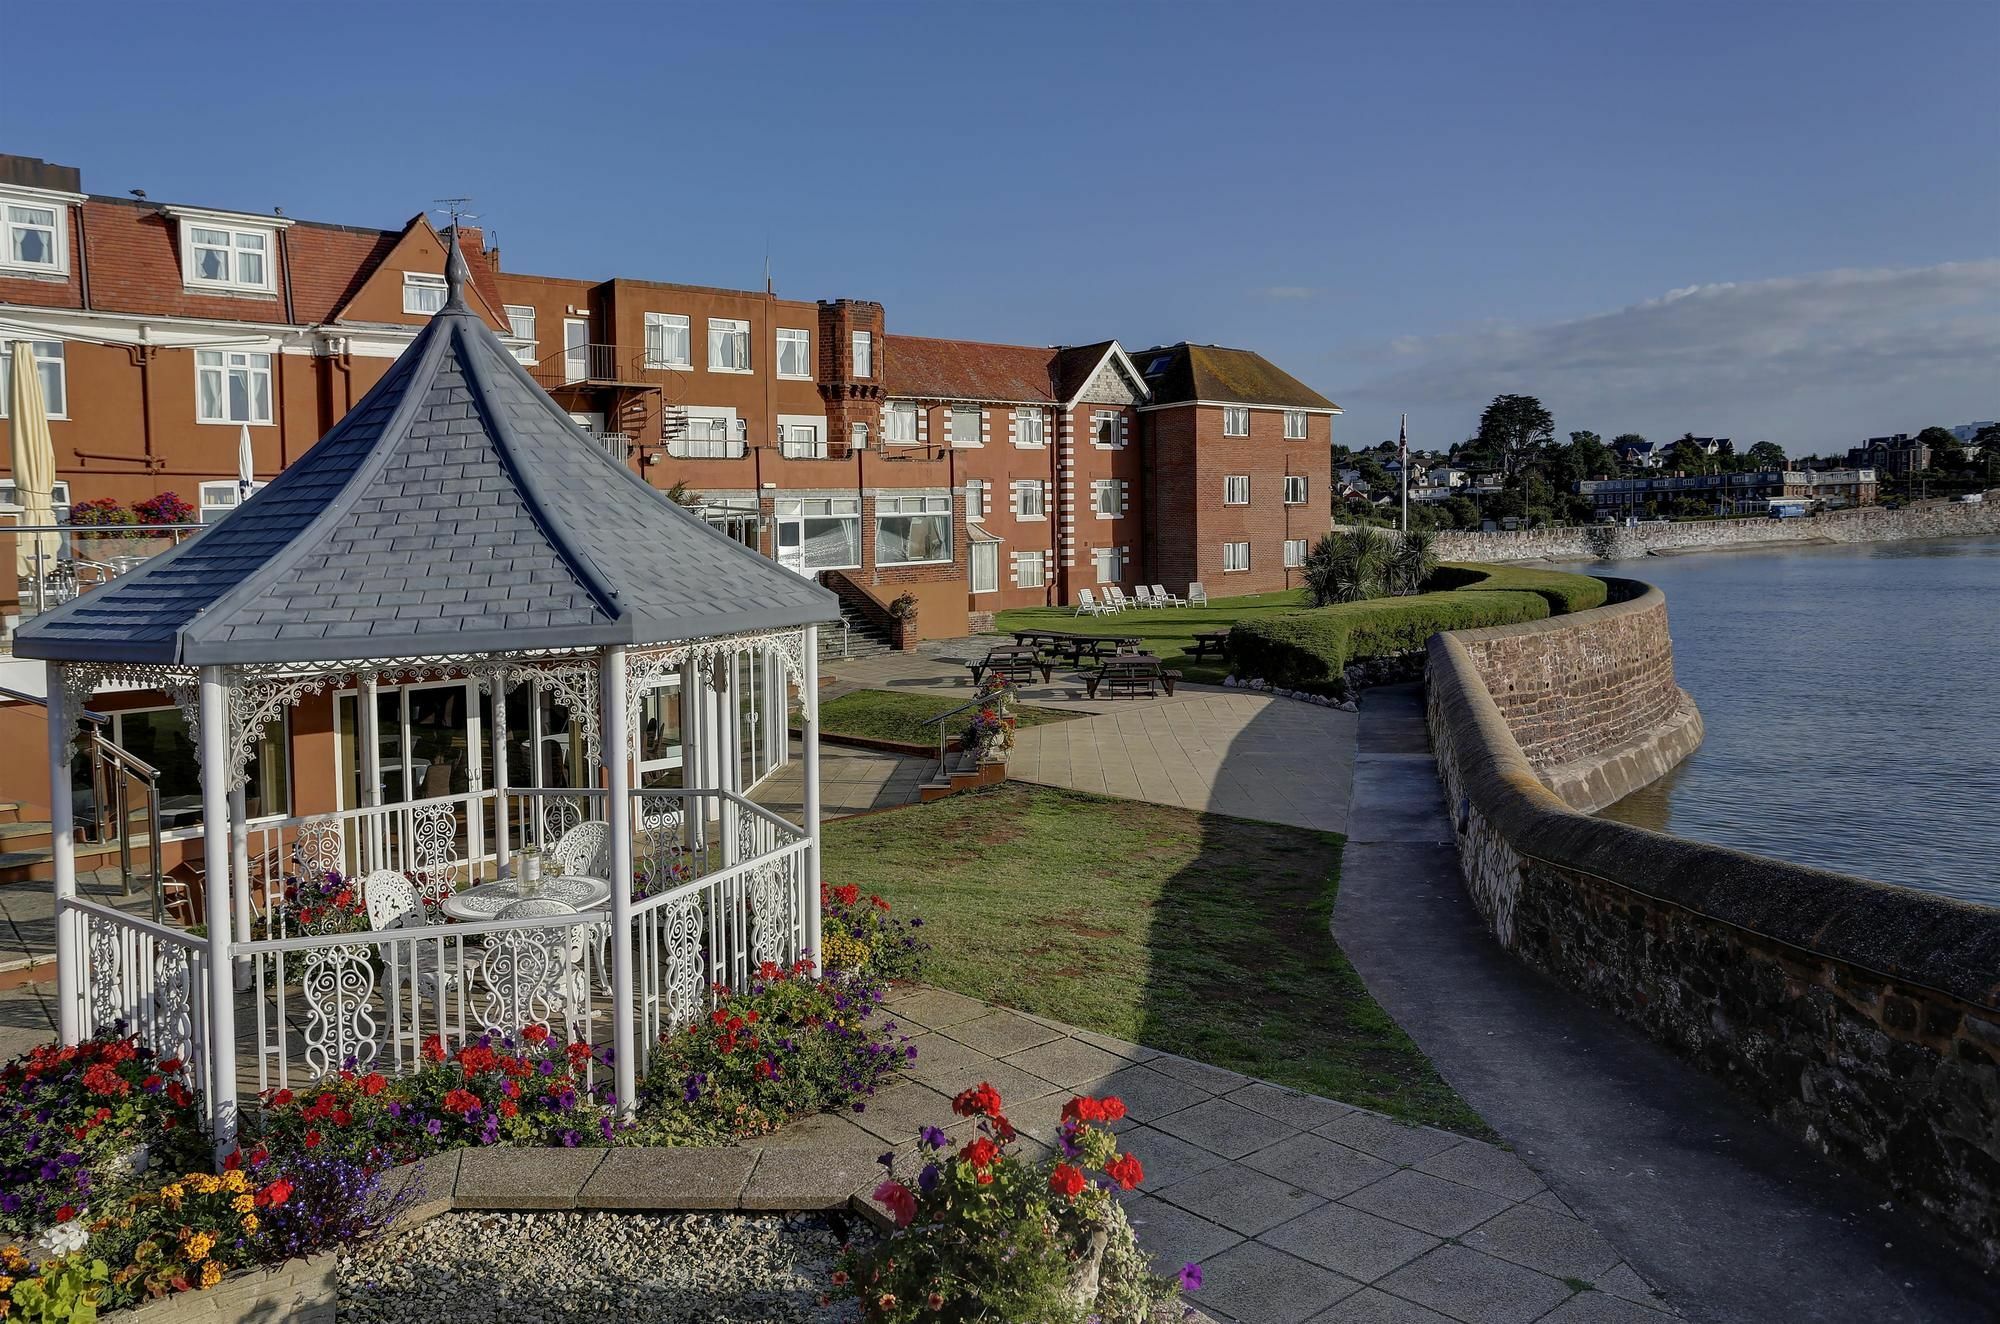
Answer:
[
  {"xmin": 1189, "ymin": 629, "xmax": 1231, "ymax": 662},
  {"xmin": 968, "ymin": 645, "xmax": 1053, "ymax": 685},
  {"xmin": 1083, "ymin": 654, "xmax": 1180, "ymax": 699}
]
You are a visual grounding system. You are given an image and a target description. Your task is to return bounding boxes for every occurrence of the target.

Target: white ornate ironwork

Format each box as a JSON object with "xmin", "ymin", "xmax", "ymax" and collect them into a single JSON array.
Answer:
[
  {"xmin": 150, "ymin": 943, "xmax": 196, "ymax": 1068},
  {"xmin": 408, "ymin": 802, "xmax": 463, "ymax": 919},
  {"xmin": 549, "ymin": 820, "xmax": 610, "ymax": 879},
  {"xmin": 657, "ymin": 900, "xmax": 705, "ymax": 1027},
  {"xmin": 478, "ymin": 927, "xmax": 575, "ymax": 1033},
  {"xmin": 225, "ymin": 672, "xmax": 335, "ymax": 788},
  {"xmin": 86, "ymin": 917, "xmax": 121, "ymax": 1028},
  {"xmin": 56, "ymin": 662, "xmax": 201, "ymax": 761},
  {"xmin": 301, "ymin": 945, "xmax": 379, "ymax": 1075},
  {"xmin": 748, "ymin": 855, "xmax": 793, "ymax": 967},
  {"xmin": 623, "ymin": 629, "xmax": 808, "ymax": 732}
]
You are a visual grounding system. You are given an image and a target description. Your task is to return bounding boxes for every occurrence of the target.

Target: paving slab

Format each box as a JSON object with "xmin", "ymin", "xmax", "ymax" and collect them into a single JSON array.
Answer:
[
  {"xmin": 1460, "ymin": 1204, "xmax": 1624, "ymax": 1283},
  {"xmin": 1305, "ymin": 1286, "xmax": 1460, "ymax": 1323},
  {"xmin": 740, "ymin": 1141, "xmax": 885, "ymax": 1211},
  {"xmin": 846, "ymin": 1079, "xmax": 960, "ymax": 1145},
  {"xmin": 1540, "ymin": 1290, "xmax": 1680, "ymax": 1322},
  {"xmin": 1187, "ymin": 1240, "xmax": 1362, "ymax": 1324},
  {"xmin": 1225, "ymin": 1080, "xmax": 1357, "ymax": 1131},
  {"xmin": 1103, "ymin": 1124, "xmax": 1231, "ymax": 1190},
  {"xmin": 1257, "ymin": 1201, "xmax": 1442, "ymax": 1284},
  {"xmin": 939, "ymin": 1008, "xmax": 1066, "ymax": 1057},
  {"xmin": 1150, "ymin": 1095, "xmax": 1304, "ymax": 1160},
  {"xmin": 453, "ymin": 1147, "xmax": 606, "ymax": 1210},
  {"xmin": 1340, "ymin": 1170, "xmax": 1515, "ymax": 1239},
  {"xmin": 1152, "ymin": 1162, "xmax": 1326, "ymax": 1237},
  {"xmin": 1145, "ymin": 1052, "xmax": 1253, "ymax": 1096},
  {"xmin": 1241, "ymin": 1132, "xmax": 1397, "ymax": 1201},
  {"xmin": 375, "ymin": 1151, "xmax": 460, "ymax": 1227},
  {"xmin": 1121, "ymin": 1193, "xmax": 1246, "ymax": 1272},
  {"xmin": 1087, "ymin": 1060, "xmax": 1215, "ymax": 1122},
  {"xmin": 1313, "ymin": 1109, "xmax": 1465, "ymax": 1166},
  {"xmin": 1000, "ymin": 1034, "xmax": 1130, "ymax": 1088},
  {"xmin": 886, "ymin": 986, "xmax": 992, "ymax": 1030},
  {"xmin": 1375, "ymin": 1243, "xmax": 1575, "ymax": 1324},
  {"xmin": 576, "ymin": 1145, "xmax": 760, "ymax": 1210},
  {"xmin": 1416, "ymin": 1139, "xmax": 1547, "ymax": 1201}
]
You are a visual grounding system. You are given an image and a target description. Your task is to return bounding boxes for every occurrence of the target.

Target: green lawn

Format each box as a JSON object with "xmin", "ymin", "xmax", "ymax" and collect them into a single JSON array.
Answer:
[
  {"xmin": 992, "ymin": 590, "xmax": 1309, "ymax": 683},
  {"xmin": 823, "ymin": 782, "xmax": 1487, "ymax": 1135},
  {"xmin": 809, "ymin": 688, "xmax": 1078, "ymax": 746}
]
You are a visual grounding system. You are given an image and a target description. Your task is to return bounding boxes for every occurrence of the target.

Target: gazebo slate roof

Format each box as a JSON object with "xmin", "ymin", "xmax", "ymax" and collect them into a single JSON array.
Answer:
[{"xmin": 14, "ymin": 242, "xmax": 838, "ymax": 668}]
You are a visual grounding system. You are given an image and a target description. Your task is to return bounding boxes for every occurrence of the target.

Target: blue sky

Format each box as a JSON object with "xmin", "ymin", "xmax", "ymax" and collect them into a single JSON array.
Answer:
[{"xmin": 13, "ymin": 1, "xmax": 1996, "ymax": 451}]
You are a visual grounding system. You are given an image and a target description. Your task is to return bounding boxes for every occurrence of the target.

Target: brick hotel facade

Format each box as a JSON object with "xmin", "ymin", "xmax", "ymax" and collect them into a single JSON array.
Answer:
[{"xmin": 0, "ymin": 153, "xmax": 1340, "ymax": 641}]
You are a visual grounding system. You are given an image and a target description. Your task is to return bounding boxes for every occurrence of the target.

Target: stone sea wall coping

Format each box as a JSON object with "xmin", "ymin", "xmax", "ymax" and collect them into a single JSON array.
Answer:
[{"xmin": 1425, "ymin": 585, "xmax": 2000, "ymax": 1266}]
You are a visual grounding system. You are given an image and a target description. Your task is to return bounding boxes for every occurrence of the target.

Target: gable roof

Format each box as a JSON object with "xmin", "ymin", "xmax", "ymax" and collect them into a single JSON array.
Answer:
[
  {"xmin": 1051, "ymin": 341, "xmax": 1150, "ymax": 405},
  {"xmin": 1133, "ymin": 343, "xmax": 1340, "ymax": 412},
  {"xmin": 13, "ymin": 238, "xmax": 836, "ymax": 667},
  {"xmin": 883, "ymin": 334, "xmax": 1056, "ymax": 404},
  {"xmin": 327, "ymin": 215, "xmax": 508, "ymax": 329}
]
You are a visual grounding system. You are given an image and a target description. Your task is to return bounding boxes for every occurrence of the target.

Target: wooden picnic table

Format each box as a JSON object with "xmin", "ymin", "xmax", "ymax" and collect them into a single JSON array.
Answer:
[
  {"xmin": 968, "ymin": 645, "xmax": 1054, "ymax": 685},
  {"xmin": 1010, "ymin": 628, "xmax": 1075, "ymax": 648},
  {"xmin": 1189, "ymin": 629, "xmax": 1231, "ymax": 662},
  {"xmin": 1083, "ymin": 653, "xmax": 1181, "ymax": 699}
]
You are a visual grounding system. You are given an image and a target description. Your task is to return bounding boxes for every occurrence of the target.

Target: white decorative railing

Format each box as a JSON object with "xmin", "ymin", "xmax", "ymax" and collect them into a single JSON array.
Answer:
[{"xmin": 72, "ymin": 898, "xmax": 210, "ymax": 1093}]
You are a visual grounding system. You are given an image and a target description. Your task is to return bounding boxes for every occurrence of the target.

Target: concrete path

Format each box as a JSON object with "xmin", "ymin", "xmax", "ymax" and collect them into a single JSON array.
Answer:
[
  {"xmin": 752, "ymin": 736, "xmax": 935, "ymax": 820},
  {"xmin": 881, "ymin": 985, "xmax": 1676, "ymax": 1324},
  {"xmin": 823, "ymin": 646, "xmax": 1356, "ymax": 834},
  {"xmin": 1332, "ymin": 684, "xmax": 2000, "ymax": 1324}
]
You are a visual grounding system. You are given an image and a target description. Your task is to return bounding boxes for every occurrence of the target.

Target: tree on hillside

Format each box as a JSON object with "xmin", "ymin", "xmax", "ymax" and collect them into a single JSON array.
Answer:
[
  {"xmin": 1918, "ymin": 426, "xmax": 1968, "ymax": 472},
  {"xmin": 1975, "ymin": 424, "xmax": 2000, "ymax": 482},
  {"xmin": 1476, "ymin": 395, "xmax": 1555, "ymax": 475},
  {"xmin": 1356, "ymin": 456, "xmax": 1391, "ymax": 490},
  {"xmin": 1561, "ymin": 430, "xmax": 1618, "ymax": 482},
  {"xmin": 1667, "ymin": 433, "xmax": 1719, "ymax": 475},
  {"xmin": 1744, "ymin": 441, "xmax": 1788, "ymax": 471}
]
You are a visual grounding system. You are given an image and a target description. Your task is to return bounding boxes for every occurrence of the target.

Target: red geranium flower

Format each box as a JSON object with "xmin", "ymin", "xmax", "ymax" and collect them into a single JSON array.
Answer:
[
  {"xmin": 959, "ymin": 1136, "xmax": 999, "ymax": 1170},
  {"xmin": 359, "ymin": 1072, "xmax": 387, "ymax": 1096},
  {"xmin": 1048, "ymin": 1164, "xmax": 1086, "ymax": 1198},
  {"xmin": 952, "ymin": 1082, "xmax": 1004, "ymax": 1120},
  {"xmin": 303, "ymin": 1129, "xmax": 322, "ymax": 1148},
  {"xmin": 1106, "ymin": 1153, "xmax": 1144, "ymax": 1191},
  {"xmin": 872, "ymin": 1180, "xmax": 917, "ymax": 1228},
  {"xmin": 522, "ymin": 1024, "xmax": 550, "ymax": 1045},
  {"xmin": 441, "ymin": 1088, "xmax": 480, "ymax": 1115},
  {"xmin": 256, "ymin": 1179, "xmax": 293, "ymax": 1208}
]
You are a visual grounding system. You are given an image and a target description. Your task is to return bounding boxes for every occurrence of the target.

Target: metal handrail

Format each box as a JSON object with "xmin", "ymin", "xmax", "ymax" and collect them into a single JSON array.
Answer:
[
  {"xmin": 84, "ymin": 729, "xmax": 165, "ymax": 920},
  {"xmin": 922, "ymin": 692, "xmax": 1002, "ymax": 768}
]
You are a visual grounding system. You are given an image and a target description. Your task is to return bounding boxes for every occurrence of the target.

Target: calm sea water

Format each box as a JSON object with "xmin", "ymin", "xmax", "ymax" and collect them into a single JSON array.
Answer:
[{"xmin": 1586, "ymin": 537, "xmax": 2000, "ymax": 909}]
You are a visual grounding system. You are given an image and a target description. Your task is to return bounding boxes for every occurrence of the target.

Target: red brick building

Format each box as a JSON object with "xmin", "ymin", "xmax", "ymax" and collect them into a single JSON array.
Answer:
[{"xmin": 1, "ymin": 152, "xmax": 1339, "ymax": 643}]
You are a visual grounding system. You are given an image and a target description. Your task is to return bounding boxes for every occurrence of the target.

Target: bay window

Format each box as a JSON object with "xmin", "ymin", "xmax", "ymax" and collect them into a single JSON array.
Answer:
[
  {"xmin": 776, "ymin": 497, "xmax": 861, "ymax": 571},
  {"xmin": 196, "ymin": 350, "xmax": 272, "ymax": 424},
  {"xmin": 876, "ymin": 494, "xmax": 952, "ymax": 567}
]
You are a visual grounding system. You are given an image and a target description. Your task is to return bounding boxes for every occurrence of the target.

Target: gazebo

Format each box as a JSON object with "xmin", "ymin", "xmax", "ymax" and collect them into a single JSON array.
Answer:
[{"xmin": 14, "ymin": 234, "xmax": 841, "ymax": 1154}]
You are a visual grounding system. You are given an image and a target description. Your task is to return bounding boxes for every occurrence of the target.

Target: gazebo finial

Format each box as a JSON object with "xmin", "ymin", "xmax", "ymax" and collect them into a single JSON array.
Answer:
[{"xmin": 443, "ymin": 225, "xmax": 472, "ymax": 313}]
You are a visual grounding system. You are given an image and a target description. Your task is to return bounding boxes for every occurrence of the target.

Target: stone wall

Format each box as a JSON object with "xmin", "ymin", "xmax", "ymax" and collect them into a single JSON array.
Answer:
[
  {"xmin": 1427, "ymin": 497, "xmax": 2000, "ymax": 564},
  {"xmin": 1425, "ymin": 592, "xmax": 2000, "ymax": 1267}
]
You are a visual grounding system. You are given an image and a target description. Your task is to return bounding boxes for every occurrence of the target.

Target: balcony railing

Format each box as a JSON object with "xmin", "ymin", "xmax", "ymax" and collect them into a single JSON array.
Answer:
[
  {"xmin": 4, "ymin": 521, "xmax": 206, "ymax": 646},
  {"xmin": 580, "ymin": 430, "xmax": 629, "ymax": 462},
  {"xmin": 531, "ymin": 343, "xmax": 625, "ymax": 389}
]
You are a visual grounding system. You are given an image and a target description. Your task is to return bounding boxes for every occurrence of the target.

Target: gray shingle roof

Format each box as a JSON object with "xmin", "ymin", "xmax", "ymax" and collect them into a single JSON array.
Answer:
[{"xmin": 15, "ymin": 267, "xmax": 838, "ymax": 667}]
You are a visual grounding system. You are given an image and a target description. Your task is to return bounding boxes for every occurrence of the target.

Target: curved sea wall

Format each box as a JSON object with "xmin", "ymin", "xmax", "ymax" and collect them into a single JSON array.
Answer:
[
  {"xmin": 1428, "ymin": 496, "xmax": 2000, "ymax": 563},
  {"xmin": 1424, "ymin": 581, "xmax": 2000, "ymax": 1267}
]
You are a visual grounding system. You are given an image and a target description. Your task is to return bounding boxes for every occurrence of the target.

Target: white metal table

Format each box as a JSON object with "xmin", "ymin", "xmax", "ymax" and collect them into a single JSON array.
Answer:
[{"xmin": 440, "ymin": 874, "xmax": 611, "ymax": 921}]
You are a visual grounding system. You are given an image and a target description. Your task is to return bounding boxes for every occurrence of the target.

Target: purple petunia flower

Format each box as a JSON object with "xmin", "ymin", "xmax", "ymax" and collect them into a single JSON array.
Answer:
[
  {"xmin": 1178, "ymin": 1263, "xmax": 1203, "ymax": 1292},
  {"xmin": 920, "ymin": 1126, "xmax": 948, "ymax": 1150},
  {"xmin": 917, "ymin": 1162, "xmax": 940, "ymax": 1194},
  {"xmin": 426, "ymin": 1118, "xmax": 443, "ymax": 1136}
]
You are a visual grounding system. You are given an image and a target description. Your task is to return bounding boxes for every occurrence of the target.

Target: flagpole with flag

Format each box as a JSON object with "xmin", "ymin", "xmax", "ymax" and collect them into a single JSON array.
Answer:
[{"xmin": 1399, "ymin": 413, "xmax": 1409, "ymax": 533}]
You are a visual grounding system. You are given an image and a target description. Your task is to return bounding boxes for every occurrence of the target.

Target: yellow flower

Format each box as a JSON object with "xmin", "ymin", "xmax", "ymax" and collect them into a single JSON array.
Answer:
[
  {"xmin": 159, "ymin": 1184, "xmax": 185, "ymax": 1202},
  {"xmin": 200, "ymin": 1260, "xmax": 223, "ymax": 1289},
  {"xmin": 0, "ymin": 1275, "xmax": 14, "ymax": 1291},
  {"xmin": 240, "ymin": 1214, "xmax": 259, "ymax": 1235},
  {"xmin": 220, "ymin": 1170, "xmax": 248, "ymax": 1193},
  {"xmin": 184, "ymin": 1232, "xmax": 216, "ymax": 1260},
  {"xmin": 188, "ymin": 1173, "xmax": 220, "ymax": 1195},
  {"xmin": 231, "ymin": 1194, "xmax": 256, "ymax": 1214}
]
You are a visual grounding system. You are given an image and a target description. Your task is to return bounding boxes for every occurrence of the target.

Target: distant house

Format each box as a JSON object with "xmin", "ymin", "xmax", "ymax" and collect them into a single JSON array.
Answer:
[
  {"xmin": 1950, "ymin": 421, "xmax": 1995, "ymax": 445},
  {"xmin": 1613, "ymin": 439, "xmax": 1658, "ymax": 469},
  {"xmin": 1424, "ymin": 466, "xmax": 1468, "ymax": 489},
  {"xmin": 1847, "ymin": 434, "xmax": 1932, "ymax": 476}
]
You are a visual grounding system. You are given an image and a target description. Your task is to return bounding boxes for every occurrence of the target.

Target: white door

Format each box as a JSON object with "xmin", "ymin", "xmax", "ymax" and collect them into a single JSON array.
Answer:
[
  {"xmin": 776, "ymin": 520, "xmax": 807, "ymax": 574},
  {"xmin": 563, "ymin": 319, "xmax": 588, "ymax": 384},
  {"xmin": 970, "ymin": 541, "xmax": 999, "ymax": 594}
]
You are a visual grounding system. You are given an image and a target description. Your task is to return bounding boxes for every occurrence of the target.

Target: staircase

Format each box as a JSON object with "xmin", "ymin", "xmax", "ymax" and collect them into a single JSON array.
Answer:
[{"xmin": 817, "ymin": 574, "xmax": 897, "ymax": 666}]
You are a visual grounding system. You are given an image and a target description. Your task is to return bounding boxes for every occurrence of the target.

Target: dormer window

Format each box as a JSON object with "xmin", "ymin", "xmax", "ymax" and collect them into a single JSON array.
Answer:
[
  {"xmin": 167, "ymin": 207, "xmax": 286, "ymax": 294},
  {"xmin": 403, "ymin": 272, "xmax": 447, "ymax": 315},
  {"xmin": 0, "ymin": 185, "xmax": 79, "ymax": 276}
]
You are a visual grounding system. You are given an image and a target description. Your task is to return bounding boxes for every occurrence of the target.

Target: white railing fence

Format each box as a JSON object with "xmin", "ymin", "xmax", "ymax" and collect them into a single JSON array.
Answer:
[{"xmin": 71, "ymin": 899, "xmax": 211, "ymax": 1101}]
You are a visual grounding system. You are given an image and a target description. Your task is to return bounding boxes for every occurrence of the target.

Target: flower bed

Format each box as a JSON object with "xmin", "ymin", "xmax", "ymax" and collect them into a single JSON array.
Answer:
[
  {"xmin": 820, "ymin": 883, "xmax": 927, "ymax": 985},
  {"xmin": 836, "ymin": 1083, "xmax": 1189, "ymax": 1322}
]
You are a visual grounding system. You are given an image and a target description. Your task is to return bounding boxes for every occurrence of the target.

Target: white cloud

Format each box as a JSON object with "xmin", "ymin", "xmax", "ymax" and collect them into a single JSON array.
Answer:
[{"xmin": 1337, "ymin": 261, "xmax": 2000, "ymax": 449}]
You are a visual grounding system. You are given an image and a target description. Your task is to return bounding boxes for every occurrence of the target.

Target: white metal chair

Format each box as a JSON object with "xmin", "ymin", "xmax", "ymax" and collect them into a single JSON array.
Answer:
[
  {"xmin": 361, "ymin": 869, "xmax": 459, "ymax": 1004},
  {"xmin": 1074, "ymin": 588, "xmax": 1115, "ymax": 616},
  {"xmin": 1150, "ymin": 584, "xmax": 1186, "ymax": 608},
  {"xmin": 548, "ymin": 820, "xmax": 611, "ymax": 880},
  {"xmin": 1187, "ymin": 582, "xmax": 1208, "ymax": 607},
  {"xmin": 490, "ymin": 897, "xmax": 590, "ymax": 1038}
]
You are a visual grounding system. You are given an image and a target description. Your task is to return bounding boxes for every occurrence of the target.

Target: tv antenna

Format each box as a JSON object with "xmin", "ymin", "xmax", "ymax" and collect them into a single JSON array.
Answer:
[{"xmin": 432, "ymin": 197, "xmax": 477, "ymax": 228}]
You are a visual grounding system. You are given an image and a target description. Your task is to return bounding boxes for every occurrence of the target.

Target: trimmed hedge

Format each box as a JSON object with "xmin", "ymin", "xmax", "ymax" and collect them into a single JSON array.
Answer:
[{"xmin": 1227, "ymin": 564, "xmax": 1606, "ymax": 694}]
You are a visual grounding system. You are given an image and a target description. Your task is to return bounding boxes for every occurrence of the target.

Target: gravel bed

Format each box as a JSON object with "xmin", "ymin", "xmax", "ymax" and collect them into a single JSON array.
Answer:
[{"xmin": 338, "ymin": 1210, "xmax": 868, "ymax": 1323}]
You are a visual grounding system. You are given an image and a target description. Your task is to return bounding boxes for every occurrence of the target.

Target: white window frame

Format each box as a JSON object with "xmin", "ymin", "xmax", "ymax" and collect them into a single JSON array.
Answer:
[
  {"xmin": 1, "ymin": 191, "xmax": 70, "ymax": 276},
  {"xmin": 1013, "ymin": 550, "xmax": 1047, "ymax": 590},
  {"xmin": 851, "ymin": 331, "xmax": 873, "ymax": 378},
  {"xmin": 1284, "ymin": 410, "xmax": 1309, "ymax": 440},
  {"xmin": 195, "ymin": 349, "xmax": 273, "ymax": 425},
  {"xmin": 1223, "ymin": 541, "xmax": 1251, "ymax": 573},
  {"xmin": 504, "ymin": 304, "xmax": 538, "ymax": 364},
  {"xmin": 199, "ymin": 479, "xmax": 268, "ymax": 523},
  {"xmin": 1092, "ymin": 411, "xmax": 1119, "ymax": 449},
  {"xmin": 707, "ymin": 317, "xmax": 752, "ymax": 373},
  {"xmin": 970, "ymin": 539, "xmax": 1000, "ymax": 594},
  {"xmin": 644, "ymin": 312, "xmax": 691, "ymax": 369},
  {"xmin": 965, "ymin": 477, "xmax": 987, "ymax": 520},
  {"xmin": 1283, "ymin": 538, "xmax": 1309, "ymax": 568},
  {"xmin": 775, "ymin": 497, "xmax": 862, "ymax": 571},
  {"xmin": 182, "ymin": 222, "xmax": 276, "ymax": 294},
  {"xmin": 1014, "ymin": 408, "xmax": 1046, "ymax": 448},
  {"xmin": 1224, "ymin": 474, "xmax": 1250, "ymax": 505},
  {"xmin": 402, "ymin": 272, "xmax": 447, "ymax": 315},
  {"xmin": 776, "ymin": 328, "xmax": 812, "ymax": 379},
  {"xmin": 1092, "ymin": 479, "xmax": 1121, "ymax": 519},
  {"xmin": 671, "ymin": 411, "xmax": 746, "ymax": 459},
  {"xmin": 1013, "ymin": 479, "xmax": 1047, "ymax": 520},
  {"xmin": 1223, "ymin": 406, "xmax": 1250, "ymax": 437},
  {"xmin": 950, "ymin": 406, "xmax": 983, "ymax": 448},
  {"xmin": 1093, "ymin": 545, "xmax": 1125, "ymax": 585},
  {"xmin": 779, "ymin": 420, "xmax": 826, "ymax": 459},
  {"xmin": 0, "ymin": 341, "xmax": 68, "ymax": 419},
  {"xmin": 0, "ymin": 478, "xmax": 69, "ymax": 513},
  {"xmin": 874, "ymin": 494, "xmax": 953, "ymax": 568},
  {"xmin": 883, "ymin": 401, "xmax": 919, "ymax": 445},
  {"xmin": 1284, "ymin": 475, "xmax": 1308, "ymax": 505}
]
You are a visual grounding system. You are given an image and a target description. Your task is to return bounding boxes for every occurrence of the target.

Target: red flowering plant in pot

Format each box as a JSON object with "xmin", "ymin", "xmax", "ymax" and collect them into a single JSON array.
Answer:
[
  {"xmin": 247, "ymin": 1028, "xmax": 621, "ymax": 1165},
  {"xmin": 637, "ymin": 958, "xmax": 915, "ymax": 1145},
  {"xmin": 834, "ymin": 1084, "xmax": 1191, "ymax": 1323},
  {"xmin": 0, "ymin": 1030, "xmax": 207, "ymax": 1242},
  {"xmin": 275, "ymin": 866, "xmax": 370, "ymax": 938}
]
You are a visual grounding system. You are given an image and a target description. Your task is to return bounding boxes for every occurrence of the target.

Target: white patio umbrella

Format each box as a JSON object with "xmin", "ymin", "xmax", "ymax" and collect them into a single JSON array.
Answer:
[
  {"xmin": 236, "ymin": 422, "xmax": 255, "ymax": 498},
  {"xmin": 8, "ymin": 340, "xmax": 59, "ymax": 582}
]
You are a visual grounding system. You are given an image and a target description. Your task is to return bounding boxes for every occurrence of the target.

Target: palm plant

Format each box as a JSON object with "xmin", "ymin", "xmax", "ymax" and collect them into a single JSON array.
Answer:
[
  {"xmin": 1389, "ymin": 529, "xmax": 1438, "ymax": 595},
  {"xmin": 1303, "ymin": 527, "xmax": 1388, "ymax": 606}
]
